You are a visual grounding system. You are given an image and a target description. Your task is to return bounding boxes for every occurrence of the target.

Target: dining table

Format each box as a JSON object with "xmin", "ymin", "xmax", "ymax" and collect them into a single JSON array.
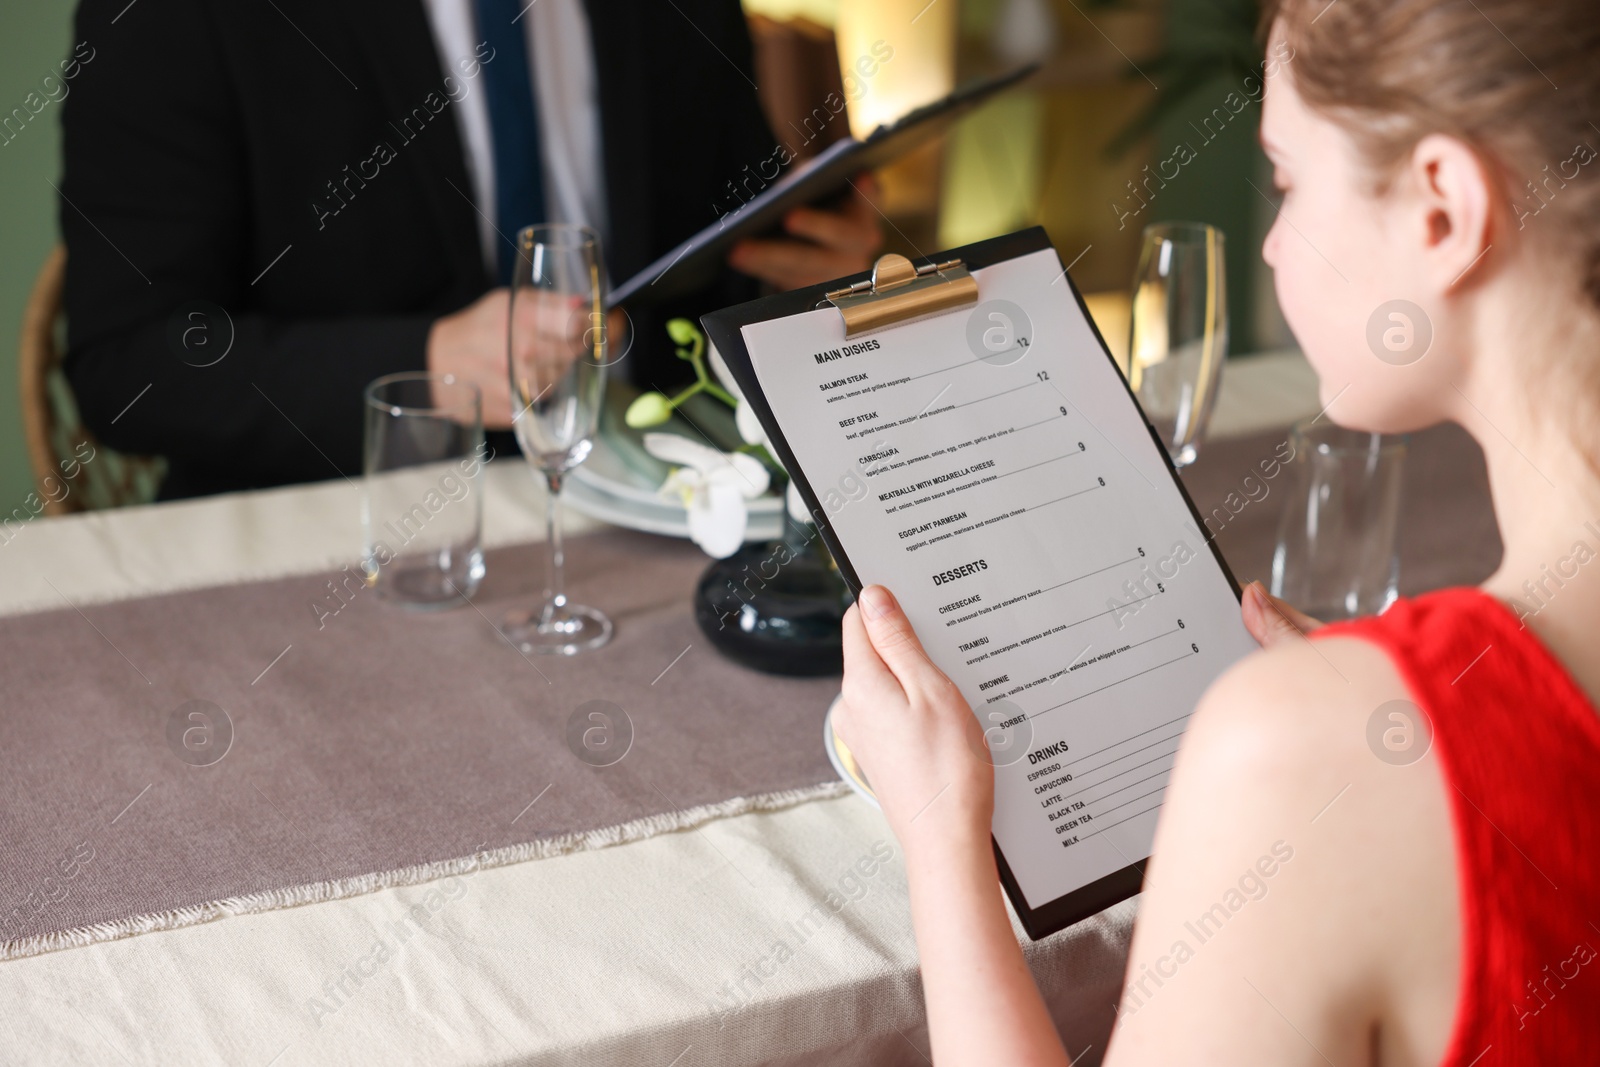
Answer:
[{"xmin": 0, "ymin": 350, "xmax": 1502, "ymax": 1066}]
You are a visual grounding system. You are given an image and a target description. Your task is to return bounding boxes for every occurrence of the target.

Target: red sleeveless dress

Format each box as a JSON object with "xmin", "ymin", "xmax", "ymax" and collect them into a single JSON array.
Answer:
[{"xmin": 1313, "ymin": 588, "xmax": 1600, "ymax": 1064}]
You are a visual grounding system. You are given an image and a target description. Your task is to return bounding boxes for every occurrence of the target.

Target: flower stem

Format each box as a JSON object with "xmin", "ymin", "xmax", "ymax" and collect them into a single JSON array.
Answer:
[{"xmin": 667, "ymin": 382, "xmax": 704, "ymax": 406}]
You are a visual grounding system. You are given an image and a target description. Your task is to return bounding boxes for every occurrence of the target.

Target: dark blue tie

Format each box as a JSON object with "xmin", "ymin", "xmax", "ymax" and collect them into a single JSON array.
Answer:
[{"xmin": 475, "ymin": 0, "xmax": 546, "ymax": 285}]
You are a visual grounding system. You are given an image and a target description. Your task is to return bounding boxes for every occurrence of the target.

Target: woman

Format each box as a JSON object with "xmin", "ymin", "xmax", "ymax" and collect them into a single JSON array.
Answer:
[{"xmin": 833, "ymin": 0, "xmax": 1600, "ymax": 1062}]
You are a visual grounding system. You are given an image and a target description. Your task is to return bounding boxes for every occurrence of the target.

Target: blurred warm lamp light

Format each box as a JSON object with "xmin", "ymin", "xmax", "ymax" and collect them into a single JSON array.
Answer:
[
  {"xmin": 833, "ymin": 1, "xmax": 955, "ymax": 138},
  {"xmin": 835, "ymin": 0, "xmax": 955, "ymax": 215}
]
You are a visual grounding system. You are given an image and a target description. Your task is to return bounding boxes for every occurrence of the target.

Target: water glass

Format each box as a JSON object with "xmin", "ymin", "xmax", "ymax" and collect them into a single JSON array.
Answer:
[
  {"xmin": 362, "ymin": 372, "xmax": 485, "ymax": 608},
  {"xmin": 1128, "ymin": 221, "xmax": 1228, "ymax": 467},
  {"xmin": 1271, "ymin": 420, "xmax": 1406, "ymax": 621}
]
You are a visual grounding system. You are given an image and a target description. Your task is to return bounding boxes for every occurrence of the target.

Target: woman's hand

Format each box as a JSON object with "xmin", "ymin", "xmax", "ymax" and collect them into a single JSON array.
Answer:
[
  {"xmin": 834, "ymin": 585, "xmax": 994, "ymax": 857},
  {"xmin": 1240, "ymin": 579, "xmax": 1322, "ymax": 648},
  {"xmin": 837, "ymin": 586, "xmax": 1075, "ymax": 1067}
]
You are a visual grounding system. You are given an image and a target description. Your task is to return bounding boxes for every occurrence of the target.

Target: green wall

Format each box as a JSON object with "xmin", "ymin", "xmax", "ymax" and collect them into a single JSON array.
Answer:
[
  {"xmin": 1147, "ymin": 0, "xmax": 1287, "ymax": 355},
  {"xmin": 0, "ymin": 0, "xmax": 76, "ymax": 516}
]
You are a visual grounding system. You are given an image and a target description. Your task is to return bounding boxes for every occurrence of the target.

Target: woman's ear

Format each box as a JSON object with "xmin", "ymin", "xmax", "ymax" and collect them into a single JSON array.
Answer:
[{"xmin": 1406, "ymin": 133, "xmax": 1495, "ymax": 294}]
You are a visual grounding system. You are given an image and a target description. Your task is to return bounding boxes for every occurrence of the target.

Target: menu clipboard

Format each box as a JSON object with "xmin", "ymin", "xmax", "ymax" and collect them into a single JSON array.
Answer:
[
  {"xmin": 611, "ymin": 63, "xmax": 1038, "ymax": 306},
  {"xmin": 702, "ymin": 228, "xmax": 1258, "ymax": 940}
]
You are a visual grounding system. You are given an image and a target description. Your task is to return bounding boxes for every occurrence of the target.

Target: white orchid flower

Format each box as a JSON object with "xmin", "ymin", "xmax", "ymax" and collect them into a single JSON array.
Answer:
[
  {"xmin": 643, "ymin": 432, "xmax": 770, "ymax": 559},
  {"xmin": 707, "ymin": 342, "xmax": 770, "ymax": 449},
  {"xmin": 708, "ymin": 342, "xmax": 817, "ymax": 526}
]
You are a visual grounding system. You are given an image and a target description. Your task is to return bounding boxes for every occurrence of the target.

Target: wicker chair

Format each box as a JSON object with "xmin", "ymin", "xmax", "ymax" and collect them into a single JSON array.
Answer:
[{"xmin": 18, "ymin": 246, "xmax": 165, "ymax": 514}]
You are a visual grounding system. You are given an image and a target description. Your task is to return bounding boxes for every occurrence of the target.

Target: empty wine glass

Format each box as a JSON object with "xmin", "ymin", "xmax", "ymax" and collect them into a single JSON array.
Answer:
[
  {"xmin": 1127, "ymin": 221, "xmax": 1228, "ymax": 467},
  {"xmin": 1271, "ymin": 420, "xmax": 1406, "ymax": 621},
  {"xmin": 504, "ymin": 223, "xmax": 613, "ymax": 655}
]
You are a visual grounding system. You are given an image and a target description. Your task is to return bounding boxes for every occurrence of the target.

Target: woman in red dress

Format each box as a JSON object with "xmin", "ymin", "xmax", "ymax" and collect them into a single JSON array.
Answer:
[{"xmin": 834, "ymin": 0, "xmax": 1600, "ymax": 1062}]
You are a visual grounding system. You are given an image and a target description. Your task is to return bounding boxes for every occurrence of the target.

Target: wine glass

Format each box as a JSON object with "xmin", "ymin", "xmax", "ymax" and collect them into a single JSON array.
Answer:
[
  {"xmin": 1127, "ymin": 221, "xmax": 1228, "ymax": 467},
  {"xmin": 504, "ymin": 223, "xmax": 613, "ymax": 655}
]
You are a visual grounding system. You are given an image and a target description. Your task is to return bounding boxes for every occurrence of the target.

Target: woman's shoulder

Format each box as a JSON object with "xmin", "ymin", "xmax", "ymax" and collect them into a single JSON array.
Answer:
[
  {"xmin": 1186, "ymin": 621, "xmax": 1415, "ymax": 784},
  {"xmin": 1181, "ymin": 614, "xmax": 1452, "ymax": 871},
  {"xmin": 1114, "ymin": 625, "xmax": 1462, "ymax": 1061},
  {"xmin": 1192, "ymin": 586, "xmax": 1516, "ymax": 766}
]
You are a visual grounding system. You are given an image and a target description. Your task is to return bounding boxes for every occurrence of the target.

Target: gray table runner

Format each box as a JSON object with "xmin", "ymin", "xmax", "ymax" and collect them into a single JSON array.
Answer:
[
  {"xmin": 0, "ymin": 423, "xmax": 1499, "ymax": 960},
  {"xmin": 1, "ymin": 528, "xmax": 846, "ymax": 959}
]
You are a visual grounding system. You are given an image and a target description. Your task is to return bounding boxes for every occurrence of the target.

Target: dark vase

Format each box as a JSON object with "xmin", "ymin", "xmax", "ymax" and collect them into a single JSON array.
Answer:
[{"xmin": 692, "ymin": 517, "xmax": 850, "ymax": 676}]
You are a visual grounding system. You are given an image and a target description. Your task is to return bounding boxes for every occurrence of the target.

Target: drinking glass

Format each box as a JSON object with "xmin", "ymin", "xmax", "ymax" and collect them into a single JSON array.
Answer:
[
  {"xmin": 362, "ymin": 372, "xmax": 485, "ymax": 607},
  {"xmin": 1127, "ymin": 221, "xmax": 1228, "ymax": 467},
  {"xmin": 1271, "ymin": 420, "xmax": 1406, "ymax": 622},
  {"xmin": 504, "ymin": 223, "xmax": 613, "ymax": 655}
]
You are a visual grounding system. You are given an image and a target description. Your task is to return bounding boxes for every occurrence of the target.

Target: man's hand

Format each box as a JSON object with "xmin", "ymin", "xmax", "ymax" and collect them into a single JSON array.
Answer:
[
  {"xmin": 1241, "ymin": 580, "xmax": 1323, "ymax": 648},
  {"xmin": 727, "ymin": 173, "xmax": 885, "ymax": 291},
  {"xmin": 429, "ymin": 290, "xmax": 622, "ymax": 430},
  {"xmin": 427, "ymin": 288, "xmax": 516, "ymax": 429}
]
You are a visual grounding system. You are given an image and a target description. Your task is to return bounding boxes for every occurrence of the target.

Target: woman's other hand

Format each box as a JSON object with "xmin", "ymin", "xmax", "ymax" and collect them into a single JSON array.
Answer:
[{"xmin": 1241, "ymin": 579, "xmax": 1322, "ymax": 649}]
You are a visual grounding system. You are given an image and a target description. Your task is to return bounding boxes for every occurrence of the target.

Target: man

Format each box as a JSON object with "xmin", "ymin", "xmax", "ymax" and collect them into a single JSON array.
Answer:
[{"xmin": 60, "ymin": 0, "xmax": 881, "ymax": 498}]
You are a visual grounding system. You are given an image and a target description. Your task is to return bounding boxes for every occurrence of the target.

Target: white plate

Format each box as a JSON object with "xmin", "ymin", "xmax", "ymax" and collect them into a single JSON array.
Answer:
[
  {"xmin": 569, "ymin": 386, "xmax": 785, "ymax": 540},
  {"xmin": 574, "ymin": 432, "xmax": 784, "ymax": 515},
  {"xmin": 571, "ymin": 430, "xmax": 678, "ymax": 507},
  {"xmin": 566, "ymin": 474, "xmax": 786, "ymax": 541},
  {"xmin": 565, "ymin": 477, "xmax": 696, "ymax": 538}
]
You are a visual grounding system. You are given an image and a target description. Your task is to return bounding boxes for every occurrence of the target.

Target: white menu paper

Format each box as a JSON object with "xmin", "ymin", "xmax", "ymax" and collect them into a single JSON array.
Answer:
[{"xmin": 739, "ymin": 248, "xmax": 1257, "ymax": 912}]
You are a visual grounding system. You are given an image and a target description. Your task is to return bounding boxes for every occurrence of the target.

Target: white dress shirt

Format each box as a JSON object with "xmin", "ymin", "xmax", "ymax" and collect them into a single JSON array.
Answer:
[{"xmin": 420, "ymin": 0, "xmax": 609, "ymax": 276}]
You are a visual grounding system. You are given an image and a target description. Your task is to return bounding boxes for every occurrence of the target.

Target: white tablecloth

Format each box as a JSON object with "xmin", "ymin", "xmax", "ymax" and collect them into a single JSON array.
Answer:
[{"xmin": 0, "ymin": 353, "xmax": 1316, "ymax": 1066}]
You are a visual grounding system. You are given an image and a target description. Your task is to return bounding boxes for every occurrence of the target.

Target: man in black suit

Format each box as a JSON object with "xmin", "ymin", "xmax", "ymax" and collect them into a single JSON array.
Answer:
[{"xmin": 59, "ymin": 0, "xmax": 881, "ymax": 499}]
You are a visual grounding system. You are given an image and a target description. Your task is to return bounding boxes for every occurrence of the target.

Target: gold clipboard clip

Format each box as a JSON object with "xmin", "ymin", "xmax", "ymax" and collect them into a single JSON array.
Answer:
[{"xmin": 825, "ymin": 253, "xmax": 979, "ymax": 338}]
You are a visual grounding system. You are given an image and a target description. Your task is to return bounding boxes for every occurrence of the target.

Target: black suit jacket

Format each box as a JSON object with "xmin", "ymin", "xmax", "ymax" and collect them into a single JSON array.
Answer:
[{"xmin": 61, "ymin": 0, "xmax": 775, "ymax": 498}]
